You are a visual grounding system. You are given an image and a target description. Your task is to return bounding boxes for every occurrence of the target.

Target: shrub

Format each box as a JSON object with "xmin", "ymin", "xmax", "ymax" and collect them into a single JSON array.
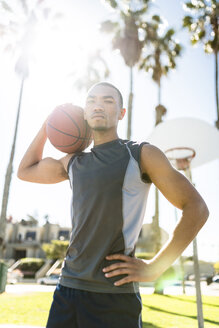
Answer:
[
  {"xmin": 42, "ymin": 240, "xmax": 69, "ymax": 260},
  {"xmin": 135, "ymin": 252, "xmax": 155, "ymax": 260},
  {"xmin": 18, "ymin": 258, "xmax": 45, "ymax": 278}
]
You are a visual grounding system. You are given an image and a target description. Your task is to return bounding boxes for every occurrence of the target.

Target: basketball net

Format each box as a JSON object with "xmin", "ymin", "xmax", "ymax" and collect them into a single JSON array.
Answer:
[{"xmin": 165, "ymin": 147, "xmax": 196, "ymax": 171}]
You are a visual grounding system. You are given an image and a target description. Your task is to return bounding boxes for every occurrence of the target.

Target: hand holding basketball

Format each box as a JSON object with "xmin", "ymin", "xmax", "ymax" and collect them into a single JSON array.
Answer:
[{"xmin": 46, "ymin": 103, "xmax": 92, "ymax": 153}]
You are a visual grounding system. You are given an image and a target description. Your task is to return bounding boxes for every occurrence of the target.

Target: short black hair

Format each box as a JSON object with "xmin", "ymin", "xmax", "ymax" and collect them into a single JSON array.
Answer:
[{"xmin": 88, "ymin": 82, "xmax": 123, "ymax": 109}]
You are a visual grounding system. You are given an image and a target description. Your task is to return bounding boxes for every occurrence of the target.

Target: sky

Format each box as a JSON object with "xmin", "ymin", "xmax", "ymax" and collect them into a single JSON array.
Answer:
[{"xmin": 0, "ymin": 0, "xmax": 219, "ymax": 262}]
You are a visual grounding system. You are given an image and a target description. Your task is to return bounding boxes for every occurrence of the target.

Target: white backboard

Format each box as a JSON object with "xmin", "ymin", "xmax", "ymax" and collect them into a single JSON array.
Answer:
[{"xmin": 147, "ymin": 117, "xmax": 219, "ymax": 168}]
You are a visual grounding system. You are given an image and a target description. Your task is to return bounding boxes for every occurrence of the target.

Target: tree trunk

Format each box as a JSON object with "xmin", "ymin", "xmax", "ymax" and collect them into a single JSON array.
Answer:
[
  {"xmin": 127, "ymin": 66, "xmax": 133, "ymax": 139},
  {"xmin": 158, "ymin": 79, "xmax": 161, "ymax": 106},
  {"xmin": 215, "ymin": 51, "xmax": 219, "ymax": 129},
  {"xmin": 0, "ymin": 77, "xmax": 25, "ymax": 259}
]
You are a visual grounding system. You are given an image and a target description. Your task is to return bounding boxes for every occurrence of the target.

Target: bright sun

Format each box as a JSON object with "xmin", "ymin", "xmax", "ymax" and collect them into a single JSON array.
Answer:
[
  {"xmin": 33, "ymin": 15, "xmax": 103, "ymax": 82},
  {"xmin": 28, "ymin": 12, "xmax": 106, "ymax": 111}
]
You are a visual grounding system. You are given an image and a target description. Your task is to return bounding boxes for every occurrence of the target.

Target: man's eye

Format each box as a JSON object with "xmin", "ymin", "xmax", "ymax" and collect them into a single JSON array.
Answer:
[{"xmin": 105, "ymin": 100, "xmax": 113, "ymax": 103}]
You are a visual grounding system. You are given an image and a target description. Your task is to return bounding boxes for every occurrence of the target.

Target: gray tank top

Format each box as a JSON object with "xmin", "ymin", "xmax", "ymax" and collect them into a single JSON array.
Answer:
[{"xmin": 59, "ymin": 139, "xmax": 152, "ymax": 293}]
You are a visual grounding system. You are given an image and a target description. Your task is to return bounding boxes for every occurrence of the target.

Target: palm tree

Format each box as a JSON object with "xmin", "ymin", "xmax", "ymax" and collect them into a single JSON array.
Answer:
[
  {"xmin": 139, "ymin": 15, "xmax": 182, "ymax": 253},
  {"xmin": 182, "ymin": 0, "xmax": 219, "ymax": 129},
  {"xmin": 100, "ymin": 0, "xmax": 151, "ymax": 139},
  {"xmin": 0, "ymin": 0, "xmax": 59, "ymax": 258},
  {"xmin": 139, "ymin": 15, "xmax": 182, "ymax": 125},
  {"xmin": 73, "ymin": 49, "xmax": 110, "ymax": 92},
  {"xmin": 139, "ymin": 16, "xmax": 182, "ymax": 293}
]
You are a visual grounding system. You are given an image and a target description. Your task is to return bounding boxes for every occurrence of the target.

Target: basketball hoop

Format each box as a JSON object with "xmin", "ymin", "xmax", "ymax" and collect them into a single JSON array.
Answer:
[{"xmin": 165, "ymin": 147, "xmax": 196, "ymax": 171}]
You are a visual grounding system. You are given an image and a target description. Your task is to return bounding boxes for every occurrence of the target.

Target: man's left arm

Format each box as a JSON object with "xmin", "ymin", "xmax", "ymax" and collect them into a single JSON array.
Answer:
[{"xmin": 103, "ymin": 144, "xmax": 209, "ymax": 286}]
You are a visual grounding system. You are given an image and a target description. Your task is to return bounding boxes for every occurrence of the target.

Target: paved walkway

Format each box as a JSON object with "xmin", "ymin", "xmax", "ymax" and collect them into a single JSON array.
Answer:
[{"xmin": 5, "ymin": 281, "xmax": 219, "ymax": 296}]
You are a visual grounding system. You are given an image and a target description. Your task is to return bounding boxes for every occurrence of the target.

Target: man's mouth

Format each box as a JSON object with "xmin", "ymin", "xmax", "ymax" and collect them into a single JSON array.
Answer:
[{"xmin": 92, "ymin": 114, "xmax": 105, "ymax": 119}]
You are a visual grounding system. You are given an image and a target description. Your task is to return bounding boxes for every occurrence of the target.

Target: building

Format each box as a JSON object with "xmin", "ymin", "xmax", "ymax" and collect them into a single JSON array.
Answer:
[
  {"xmin": 4, "ymin": 218, "xmax": 71, "ymax": 260},
  {"xmin": 4, "ymin": 219, "xmax": 169, "ymax": 261}
]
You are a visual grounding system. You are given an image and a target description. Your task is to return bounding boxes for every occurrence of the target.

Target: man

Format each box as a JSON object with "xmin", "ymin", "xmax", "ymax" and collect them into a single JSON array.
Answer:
[{"xmin": 17, "ymin": 82, "xmax": 209, "ymax": 328}]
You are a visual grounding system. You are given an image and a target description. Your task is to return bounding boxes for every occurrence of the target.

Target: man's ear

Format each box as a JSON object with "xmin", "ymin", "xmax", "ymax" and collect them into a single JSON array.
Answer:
[{"xmin": 118, "ymin": 108, "xmax": 126, "ymax": 120}]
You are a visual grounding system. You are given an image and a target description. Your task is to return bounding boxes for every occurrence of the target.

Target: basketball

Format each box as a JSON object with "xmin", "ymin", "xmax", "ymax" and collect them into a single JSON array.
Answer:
[{"xmin": 46, "ymin": 103, "xmax": 92, "ymax": 153}]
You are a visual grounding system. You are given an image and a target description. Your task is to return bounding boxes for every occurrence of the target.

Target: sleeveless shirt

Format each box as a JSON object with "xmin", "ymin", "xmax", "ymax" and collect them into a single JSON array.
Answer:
[{"xmin": 59, "ymin": 138, "xmax": 152, "ymax": 293}]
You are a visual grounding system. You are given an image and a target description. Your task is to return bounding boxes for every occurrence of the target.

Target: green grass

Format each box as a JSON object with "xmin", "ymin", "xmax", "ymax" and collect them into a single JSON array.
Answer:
[
  {"xmin": 0, "ymin": 292, "xmax": 218, "ymax": 327},
  {"xmin": 0, "ymin": 292, "xmax": 53, "ymax": 326},
  {"xmin": 141, "ymin": 294, "xmax": 219, "ymax": 328}
]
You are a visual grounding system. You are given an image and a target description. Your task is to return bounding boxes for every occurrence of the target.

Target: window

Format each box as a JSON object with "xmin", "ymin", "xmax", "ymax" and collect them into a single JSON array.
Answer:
[
  {"xmin": 58, "ymin": 230, "xmax": 69, "ymax": 240},
  {"xmin": 25, "ymin": 231, "xmax": 36, "ymax": 241}
]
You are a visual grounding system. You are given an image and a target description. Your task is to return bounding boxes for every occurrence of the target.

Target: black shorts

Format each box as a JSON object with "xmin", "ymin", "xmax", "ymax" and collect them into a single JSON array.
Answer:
[{"xmin": 46, "ymin": 284, "xmax": 142, "ymax": 328}]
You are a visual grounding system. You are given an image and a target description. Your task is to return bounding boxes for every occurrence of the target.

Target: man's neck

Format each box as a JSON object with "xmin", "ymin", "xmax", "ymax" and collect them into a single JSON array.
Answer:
[{"xmin": 92, "ymin": 130, "xmax": 119, "ymax": 146}]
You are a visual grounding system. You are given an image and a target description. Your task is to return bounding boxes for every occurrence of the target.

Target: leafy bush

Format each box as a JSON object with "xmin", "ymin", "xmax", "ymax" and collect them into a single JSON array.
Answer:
[
  {"xmin": 42, "ymin": 240, "xmax": 69, "ymax": 260},
  {"xmin": 214, "ymin": 261, "xmax": 219, "ymax": 274},
  {"xmin": 18, "ymin": 258, "xmax": 45, "ymax": 278},
  {"xmin": 135, "ymin": 252, "xmax": 155, "ymax": 260}
]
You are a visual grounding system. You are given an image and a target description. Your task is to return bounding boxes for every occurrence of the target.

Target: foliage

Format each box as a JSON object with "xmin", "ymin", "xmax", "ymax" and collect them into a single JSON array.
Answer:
[
  {"xmin": 213, "ymin": 261, "xmax": 219, "ymax": 273},
  {"xmin": 100, "ymin": 0, "xmax": 151, "ymax": 67},
  {"xmin": 182, "ymin": 0, "xmax": 219, "ymax": 128},
  {"xmin": 0, "ymin": 0, "xmax": 62, "ymax": 78},
  {"xmin": 182, "ymin": 0, "xmax": 219, "ymax": 54},
  {"xmin": 135, "ymin": 252, "xmax": 155, "ymax": 260},
  {"xmin": 16, "ymin": 258, "xmax": 45, "ymax": 278},
  {"xmin": 18, "ymin": 258, "xmax": 45, "ymax": 272},
  {"xmin": 139, "ymin": 15, "xmax": 182, "ymax": 87},
  {"xmin": 74, "ymin": 49, "xmax": 110, "ymax": 92},
  {"xmin": 42, "ymin": 240, "xmax": 69, "ymax": 260}
]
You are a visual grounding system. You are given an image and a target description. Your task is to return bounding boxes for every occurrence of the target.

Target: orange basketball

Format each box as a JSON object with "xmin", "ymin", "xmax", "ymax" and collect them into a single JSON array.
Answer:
[{"xmin": 46, "ymin": 103, "xmax": 92, "ymax": 153}]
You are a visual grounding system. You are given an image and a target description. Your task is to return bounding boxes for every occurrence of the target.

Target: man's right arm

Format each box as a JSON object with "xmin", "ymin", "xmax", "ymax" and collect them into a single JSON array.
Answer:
[{"xmin": 17, "ymin": 120, "xmax": 74, "ymax": 184}]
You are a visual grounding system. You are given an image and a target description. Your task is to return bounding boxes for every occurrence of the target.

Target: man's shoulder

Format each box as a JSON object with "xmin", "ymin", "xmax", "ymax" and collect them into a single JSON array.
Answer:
[{"xmin": 120, "ymin": 139, "xmax": 150, "ymax": 148}]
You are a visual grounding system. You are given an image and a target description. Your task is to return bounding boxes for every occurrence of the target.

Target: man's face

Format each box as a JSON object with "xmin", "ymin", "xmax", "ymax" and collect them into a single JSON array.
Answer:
[{"xmin": 84, "ymin": 85, "xmax": 125, "ymax": 131}]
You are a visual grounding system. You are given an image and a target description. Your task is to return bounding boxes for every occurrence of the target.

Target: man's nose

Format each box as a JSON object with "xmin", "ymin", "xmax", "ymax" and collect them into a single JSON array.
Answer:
[{"xmin": 93, "ymin": 104, "xmax": 104, "ymax": 111}]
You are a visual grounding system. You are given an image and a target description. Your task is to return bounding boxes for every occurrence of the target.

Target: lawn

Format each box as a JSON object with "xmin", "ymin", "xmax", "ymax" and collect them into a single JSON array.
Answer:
[{"xmin": 0, "ymin": 292, "xmax": 218, "ymax": 327}]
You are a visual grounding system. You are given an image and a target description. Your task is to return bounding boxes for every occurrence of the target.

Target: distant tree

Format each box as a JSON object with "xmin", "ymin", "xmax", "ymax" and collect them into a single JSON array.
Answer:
[
  {"xmin": 139, "ymin": 16, "xmax": 182, "ymax": 264},
  {"xmin": 73, "ymin": 49, "xmax": 110, "ymax": 92},
  {"xmin": 100, "ymin": 0, "xmax": 151, "ymax": 139},
  {"xmin": 0, "ymin": 0, "xmax": 61, "ymax": 258},
  {"xmin": 214, "ymin": 261, "xmax": 219, "ymax": 274},
  {"xmin": 139, "ymin": 15, "xmax": 182, "ymax": 125},
  {"xmin": 182, "ymin": 0, "xmax": 219, "ymax": 129},
  {"xmin": 42, "ymin": 240, "xmax": 69, "ymax": 260}
]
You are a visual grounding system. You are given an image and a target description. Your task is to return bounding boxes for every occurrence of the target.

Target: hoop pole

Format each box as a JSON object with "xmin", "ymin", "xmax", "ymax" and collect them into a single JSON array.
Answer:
[{"xmin": 185, "ymin": 166, "xmax": 204, "ymax": 328}]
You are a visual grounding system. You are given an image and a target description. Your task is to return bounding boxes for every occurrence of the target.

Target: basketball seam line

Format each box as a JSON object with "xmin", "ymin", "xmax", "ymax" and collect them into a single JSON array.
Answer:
[
  {"xmin": 60, "ymin": 107, "xmax": 81, "ymax": 138},
  {"xmin": 47, "ymin": 123, "xmax": 91, "ymax": 140}
]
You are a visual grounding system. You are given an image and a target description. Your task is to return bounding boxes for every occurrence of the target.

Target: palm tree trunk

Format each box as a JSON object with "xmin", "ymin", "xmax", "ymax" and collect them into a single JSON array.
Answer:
[
  {"xmin": 0, "ymin": 76, "xmax": 25, "ymax": 259},
  {"xmin": 158, "ymin": 80, "xmax": 161, "ymax": 105},
  {"xmin": 127, "ymin": 66, "xmax": 133, "ymax": 139},
  {"xmin": 215, "ymin": 51, "xmax": 219, "ymax": 129}
]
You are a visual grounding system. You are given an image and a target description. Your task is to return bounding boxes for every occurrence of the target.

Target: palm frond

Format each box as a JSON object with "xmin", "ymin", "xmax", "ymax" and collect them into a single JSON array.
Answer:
[
  {"xmin": 132, "ymin": 7, "xmax": 148, "ymax": 17},
  {"xmin": 182, "ymin": 15, "xmax": 194, "ymax": 28},
  {"xmin": 104, "ymin": 0, "xmax": 118, "ymax": 9},
  {"xmin": 100, "ymin": 20, "xmax": 119, "ymax": 33},
  {"xmin": 0, "ymin": 1, "xmax": 13, "ymax": 12},
  {"xmin": 20, "ymin": 0, "xmax": 29, "ymax": 15},
  {"xmin": 152, "ymin": 15, "xmax": 162, "ymax": 23},
  {"xmin": 164, "ymin": 28, "xmax": 175, "ymax": 40}
]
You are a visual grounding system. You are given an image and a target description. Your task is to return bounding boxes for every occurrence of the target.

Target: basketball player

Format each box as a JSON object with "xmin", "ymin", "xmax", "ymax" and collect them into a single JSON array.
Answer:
[{"xmin": 17, "ymin": 82, "xmax": 209, "ymax": 328}]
